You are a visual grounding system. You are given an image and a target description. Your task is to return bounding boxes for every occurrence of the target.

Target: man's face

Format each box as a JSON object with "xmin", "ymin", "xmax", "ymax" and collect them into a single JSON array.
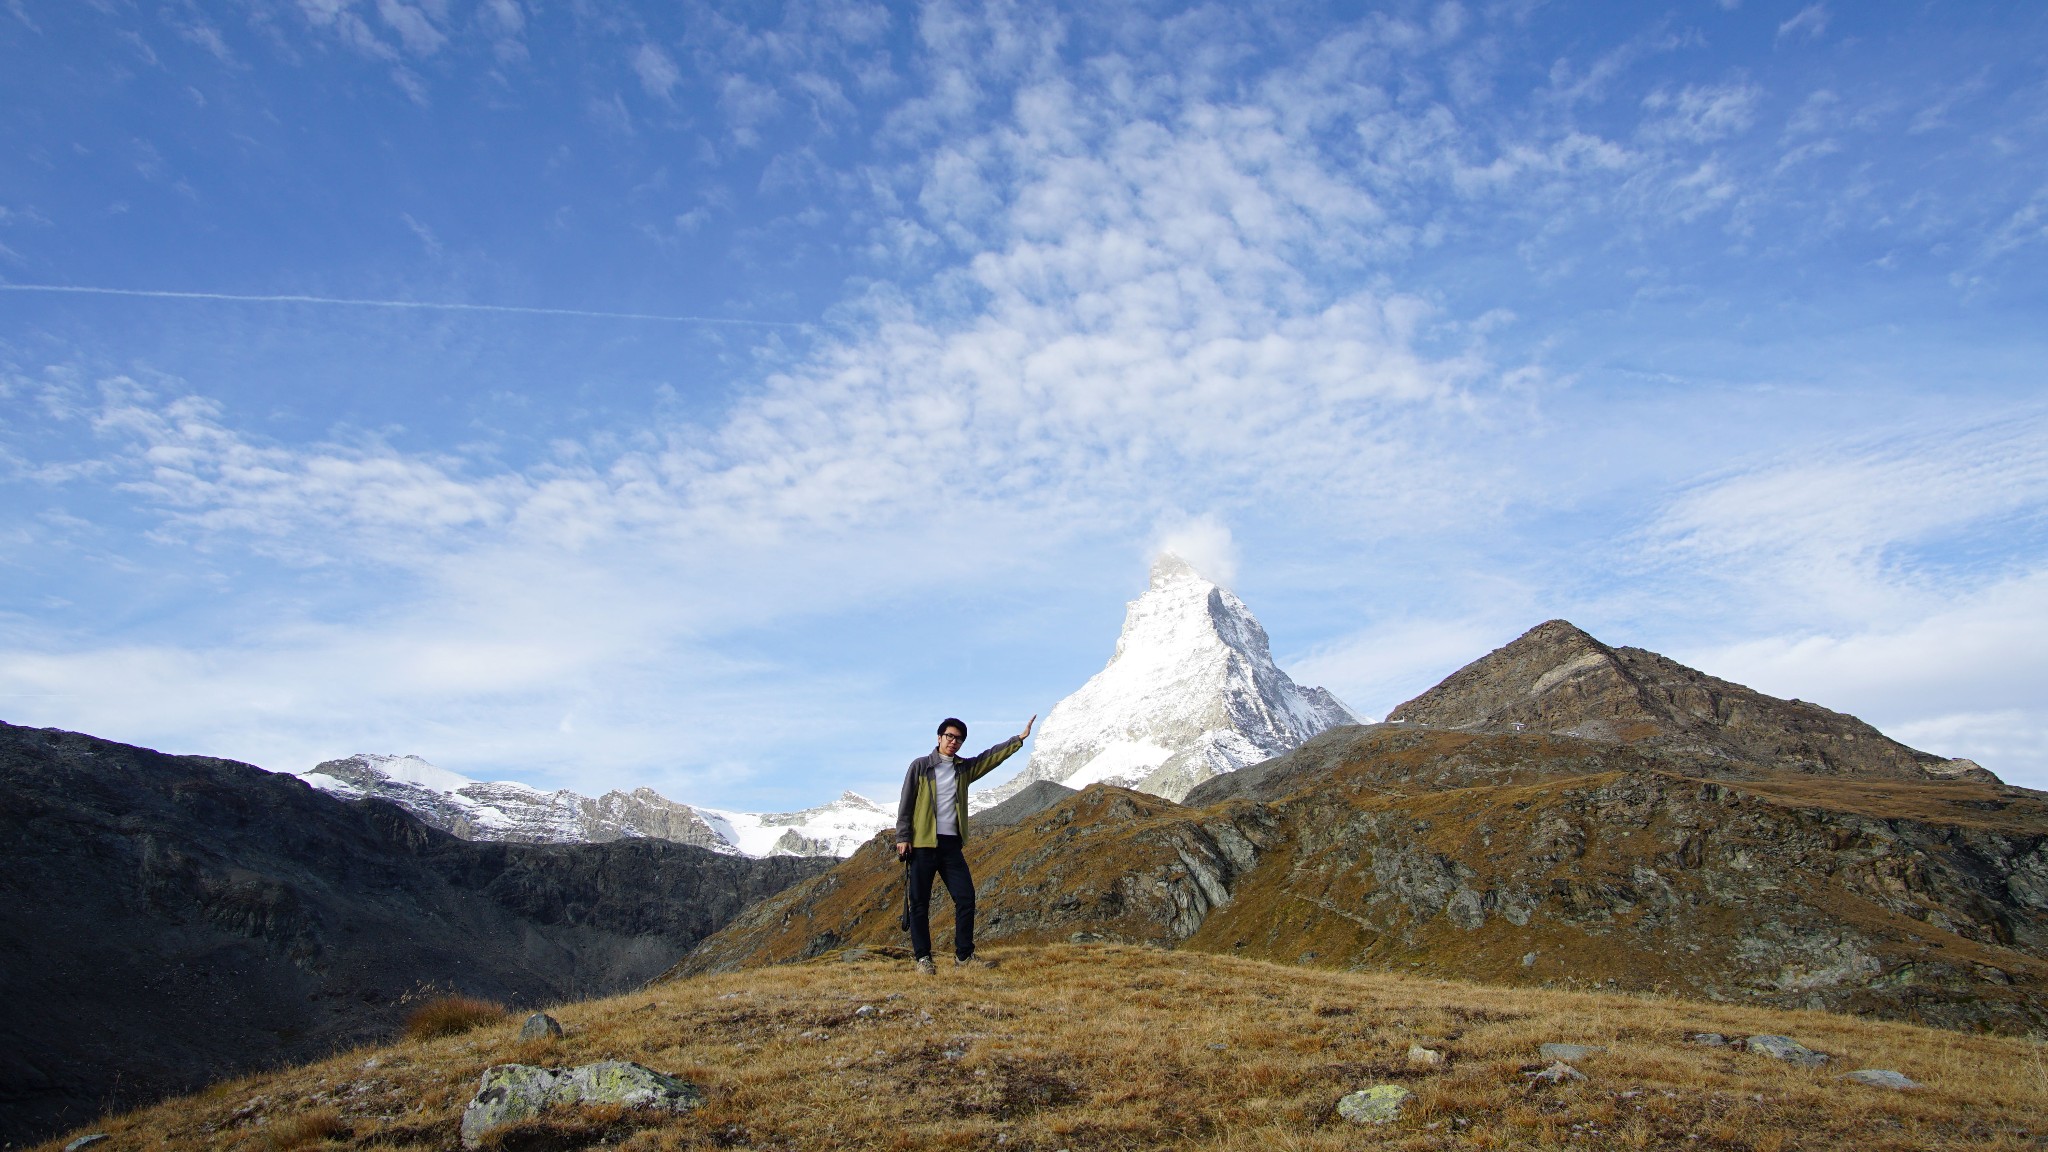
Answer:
[{"xmin": 938, "ymin": 728, "xmax": 965, "ymax": 755}]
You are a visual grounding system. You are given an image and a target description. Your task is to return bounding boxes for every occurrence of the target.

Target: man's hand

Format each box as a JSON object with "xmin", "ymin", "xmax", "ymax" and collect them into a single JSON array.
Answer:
[
  {"xmin": 1020, "ymin": 713, "xmax": 1037, "ymax": 741},
  {"xmin": 895, "ymin": 841, "xmax": 910, "ymax": 860}
]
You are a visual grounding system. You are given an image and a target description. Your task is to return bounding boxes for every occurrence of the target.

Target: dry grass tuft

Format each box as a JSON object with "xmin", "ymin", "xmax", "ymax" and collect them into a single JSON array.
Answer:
[
  {"xmin": 260, "ymin": 1107, "xmax": 347, "ymax": 1149},
  {"xmin": 402, "ymin": 995, "xmax": 508, "ymax": 1041},
  {"xmin": 41, "ymin": 944, "xmax": 2048, "ymax": 1151}
]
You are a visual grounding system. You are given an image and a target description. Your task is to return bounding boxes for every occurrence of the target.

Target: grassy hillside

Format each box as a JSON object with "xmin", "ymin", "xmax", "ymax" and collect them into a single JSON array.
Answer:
[
  {"xmin": 43, "ymin": 944, "xmax": 2047, "ymax": 1151},
  {"xmin": 676, "ymin": 733, "xmax": 2048, "ymax": 1034}
]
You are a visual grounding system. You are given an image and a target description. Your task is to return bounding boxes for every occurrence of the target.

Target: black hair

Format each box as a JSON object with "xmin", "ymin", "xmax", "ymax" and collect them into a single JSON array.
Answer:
[{"xmin": 937, "ymin": 717, "xmax": 967, "ymax": 739}]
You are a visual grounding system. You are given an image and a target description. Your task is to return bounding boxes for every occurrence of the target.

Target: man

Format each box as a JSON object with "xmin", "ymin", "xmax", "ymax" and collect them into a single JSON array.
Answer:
[{"xmin": 895, "ymin": 713, "xmax": 1035, "ymax": 974}]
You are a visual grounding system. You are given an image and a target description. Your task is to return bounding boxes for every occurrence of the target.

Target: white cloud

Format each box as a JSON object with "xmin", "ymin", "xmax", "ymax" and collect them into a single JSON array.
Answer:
[
  {"xmin": 1983, "ymin": 187, "xmax": 2048, "ymax": 262},
  {"xmin": 632, "ymin": 43, "xmax": 681, "ymax": 101},
  {"xmin": 1640, "ymin": 82, "xmax": 1762, "ymax": 144},
  {"xmin": 1641, "ymin": 411, "xmax": 2048, "ymax": 785},
  {"xmin": 296, "ymin": 0, "xmax": 399, "ymax": 61},
  {"xmin": 178, "ymin": 19, "xmax": 235, "ymax": 63},
  {"xmin": 1645, "ymin": 411, "xmax": 2048, "ymax": 622},
  {"xmin": 718, "ymin": 74, "xmax": 783, "ymax": 145},
  {"xmin": 482, "ymin": 16, "xmax": 525, "ymax": 61},
  {"xmin": 5, "ymin": 35, "xmax": 1519, "ymax": 797},
  {"xmin": 1151, "ymin": 514, "xmax": 1238, "ymax": 588},
  {"xmin": 375, "ymin": 0, "xmax": 446, "ymax": 57},
  {"xmin": 1776, "ymin": 4, "xmax": 1829, "ymax": 45}
]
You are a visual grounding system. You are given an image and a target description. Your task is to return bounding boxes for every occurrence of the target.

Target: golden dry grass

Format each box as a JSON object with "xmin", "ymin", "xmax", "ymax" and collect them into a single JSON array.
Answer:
[
  {"xmin": 40, "ymin": 944, "xmax": 2048, "ymax": 1152},
  {"xmin": 402, "ymin": 996, "xmax": 509, "ymax": 1041},
  {"xmin": 260, "ymin": 1107, "xmax": 348, "ymax": 1150}
]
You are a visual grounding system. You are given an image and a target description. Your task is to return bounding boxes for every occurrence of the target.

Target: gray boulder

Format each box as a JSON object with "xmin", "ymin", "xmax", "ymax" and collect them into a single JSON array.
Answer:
[
  {"xmin": 1336, "ymin": 1085, "xmax": 1411, "ymax": 1124},
  {"xmin": 1539, "ymin": 1043, "xmax": 1605, "ymax": 1062},
  {"xmin": 1743, "ymin": 1035, "xmax": 1829, "ymax": 1067},
  {"xmin": 519, "ymin": 1013, "xmax": 564, "ymax": 1041},
  {"xmin": 1842, "ymin": 1069, "xmax": 1920, "ymax": 1090},
  {"xmin": 460, "ymin": 1061, "xmax": 702, "ymax": 1148}
]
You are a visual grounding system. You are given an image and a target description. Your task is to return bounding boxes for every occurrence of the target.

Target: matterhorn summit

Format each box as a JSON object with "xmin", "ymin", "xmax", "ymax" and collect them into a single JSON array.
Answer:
[{"xmin": 980, "ymin": 553, "xmax": 1360, "ymax": 804}]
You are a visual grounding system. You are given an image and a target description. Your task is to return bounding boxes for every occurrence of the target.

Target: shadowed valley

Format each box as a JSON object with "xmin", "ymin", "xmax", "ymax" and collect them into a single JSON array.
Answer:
[{"xmin": 0, "ymin": 723, "xmax": 830, "ymax": 1147}]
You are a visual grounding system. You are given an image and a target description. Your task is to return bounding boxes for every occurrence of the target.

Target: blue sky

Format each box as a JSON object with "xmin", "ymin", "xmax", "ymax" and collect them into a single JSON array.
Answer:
[{"xmin": 3, "ymin": 0, "xmax": 2046, "ymax": 807}]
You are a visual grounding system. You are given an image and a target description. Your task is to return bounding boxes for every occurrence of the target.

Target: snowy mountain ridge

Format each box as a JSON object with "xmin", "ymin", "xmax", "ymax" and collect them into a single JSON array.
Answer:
[
  {"xmin": 293, "ymin": 754, "xmax": 891, "ymax": 858},
  {"xmin": 977, "ymin": 553, "xmax": 1360, "ymax": 806}
]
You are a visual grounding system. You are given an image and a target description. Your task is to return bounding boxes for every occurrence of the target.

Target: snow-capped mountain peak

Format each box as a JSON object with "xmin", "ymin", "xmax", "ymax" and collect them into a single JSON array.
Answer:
[
  {"xmin": 292, "ymin": 756, "xmax": 892, "ymax": 858},
  {"xmin": 978, "ymin": 553, "xmax": 1358, "ymax": 805},
  {"xmin": 692, "ymin": 791, "xmax": 892, "ymax": 858}
]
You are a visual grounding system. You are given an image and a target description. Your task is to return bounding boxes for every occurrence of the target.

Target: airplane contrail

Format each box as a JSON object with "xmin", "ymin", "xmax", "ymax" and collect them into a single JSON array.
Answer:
[{"xmin": 0, "ymin": 283, "xmax": 805, "ymax": 327}]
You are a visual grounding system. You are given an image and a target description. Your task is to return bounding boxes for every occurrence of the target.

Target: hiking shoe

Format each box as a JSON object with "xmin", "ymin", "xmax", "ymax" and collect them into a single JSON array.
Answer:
[
  {"xmin": 915, "ymin": 957, "xmax": 937, "ymax": 975},
  {"xmin": 955, "ymin": 954, "xmax": 999, "ymax": 970}
]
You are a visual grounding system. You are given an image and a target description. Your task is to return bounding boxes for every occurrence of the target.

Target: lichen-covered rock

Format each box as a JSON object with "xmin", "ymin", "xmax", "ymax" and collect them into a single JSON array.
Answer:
[
  {"xmin": 519, "ymin": 1013, "xmax": 564, "ymax": 1041},
  {"xmin": 461, "ymin": 1065, "xmax": 565, "ymax": 1147},
  {"xmin": 459, "ymin": 1061, "xmax": 702, "ymax": 1148},
  {"xmin": 1743, "ymin": 1035, "xmax": 1828, "ymax": 1067},
  {"xmin": 1336, "ymin": 1084, "xmax": 1411, "ymax": 1124},
  {"xmin": 1526, "ymin": 1061, "xmax": 1588, "ymax": 1084},
  {"xmin": 561, "ymin": 1061, "xmax": 702, "ymax": 1109},
  {"xmin": 1842, "ymin": 1068, "xmax": 1920, "ymax": 1089}
]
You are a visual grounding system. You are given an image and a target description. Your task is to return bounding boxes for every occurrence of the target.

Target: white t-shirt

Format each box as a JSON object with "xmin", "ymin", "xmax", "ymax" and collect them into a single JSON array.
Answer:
[{"xmin": 933, "ymin": 754, "xmax": 960, "ymax": 836}]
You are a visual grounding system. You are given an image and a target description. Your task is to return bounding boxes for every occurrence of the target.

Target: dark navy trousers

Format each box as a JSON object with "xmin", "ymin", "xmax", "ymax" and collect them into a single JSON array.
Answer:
[{"xmin": 906, "ymin": 833, "xmax": 976, "ymax": 961}]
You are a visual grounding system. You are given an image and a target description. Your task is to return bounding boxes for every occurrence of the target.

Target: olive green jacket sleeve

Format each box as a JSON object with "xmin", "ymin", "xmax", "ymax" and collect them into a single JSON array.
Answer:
[{"xmin": 894, "ymin": 735, "xmax": 1026, "ymax": 849}]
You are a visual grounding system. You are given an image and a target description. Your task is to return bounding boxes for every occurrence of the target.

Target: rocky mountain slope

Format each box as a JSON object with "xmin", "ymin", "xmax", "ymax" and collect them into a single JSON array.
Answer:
[
  {"xmin": 674, "ymin": 622, "xmax": 2048, "ymax": 1038},
  {"xmin": 1384, "ymin": 619, "xmax": 1992, "ymax": 783},
  {"xmin": 0, "ymin": 722, "xmax": 831, "ymax": 1148},
  {"xmin": 298, "ymin": 754, "xmax": 893, "ymax": 857},
  {"xmin": 979, "ymin": 554, "xmax": 1357, "ymax": 806}
]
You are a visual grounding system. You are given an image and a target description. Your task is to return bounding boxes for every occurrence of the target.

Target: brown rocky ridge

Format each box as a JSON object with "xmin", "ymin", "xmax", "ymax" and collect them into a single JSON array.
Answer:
[
  {"xmin": 671, "ymin": 621, "xmax": 2048, "ymax": 1037},
  {"xmin": 1382, "ymin": 619, "xmax": 1993, "ymax": 783}
]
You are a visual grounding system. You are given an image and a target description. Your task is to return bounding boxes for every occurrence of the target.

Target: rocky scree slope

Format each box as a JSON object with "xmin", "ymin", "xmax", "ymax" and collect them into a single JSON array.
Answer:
[
  {"xmin": 0, "ymin": 722, "xmax": 830, "ymax": 1149},
  {"xmin": 673, "ymin": 624, "xmax": 2048, "ymax": 1037},
  {"xmin": 979, "ymin": 553, "xmax": 1357, "ymax": 806}
]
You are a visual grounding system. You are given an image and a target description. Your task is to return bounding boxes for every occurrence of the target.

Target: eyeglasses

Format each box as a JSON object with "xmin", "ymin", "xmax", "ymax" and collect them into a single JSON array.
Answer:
[{"xmin": 939, "ymin": 732, "xmax": 965, "ymax": 742}]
